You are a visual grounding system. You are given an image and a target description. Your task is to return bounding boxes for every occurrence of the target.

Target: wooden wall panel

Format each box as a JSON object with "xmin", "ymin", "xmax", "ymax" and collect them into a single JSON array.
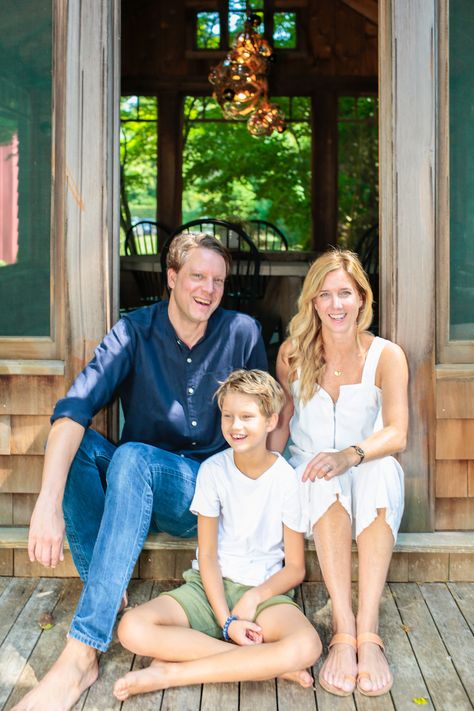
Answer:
[
  {"xmin": 437, "ymin": 381, "xmax": 474, "ymax": 419},
  {"xmin": 10, "ymin": 416, "xmax": 50, "ymax": 455},
  {"xmin": 435, "ymin": 460, "xmax": 468, "ymax": 498},
  {"xmin": 0, "ymin": 416, "xmax": 10, "ymax": 454},
  {"xmin": 468, "ymin": 462, "xmax": 474, "ymax": 497},
  {"xmin": 0, "ymin": 494, "xmax": 12, "ymax": 524},
  {"xmin": 435, "ymin": 498, "xmax": 474, "ymax": 530},
  {"xmin": 436, "ymin": 420, "xmax": 474, "ymax": 460},
  {"xmin": 0, "ymin": 456, "xmax": 43, "ymax": 493},
  {"xmin": 0, "ymin": 376, "xmax": 64, "ymax": 415},
  {"xmin": 12, "ymin": 494, "xmax": 38, "ymax": 525}
]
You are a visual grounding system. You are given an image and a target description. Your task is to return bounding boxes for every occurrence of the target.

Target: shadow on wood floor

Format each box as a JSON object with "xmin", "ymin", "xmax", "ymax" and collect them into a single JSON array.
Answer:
[{"xmin": 0, "ymin": 577, "xmax": 473, "ymax": 710}]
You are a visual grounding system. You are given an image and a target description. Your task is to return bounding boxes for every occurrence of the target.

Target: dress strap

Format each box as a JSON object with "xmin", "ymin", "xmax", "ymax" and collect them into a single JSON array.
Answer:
[{"xmin": 361, "ymin": 337, "xmax": 389, "ymax": 385}]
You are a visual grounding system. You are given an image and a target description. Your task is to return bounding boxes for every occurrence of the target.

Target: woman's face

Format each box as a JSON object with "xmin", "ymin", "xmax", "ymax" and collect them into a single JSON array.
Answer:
[{"xmin": 312, "ymin": 267, "xmax": 363, "ymax": 334}]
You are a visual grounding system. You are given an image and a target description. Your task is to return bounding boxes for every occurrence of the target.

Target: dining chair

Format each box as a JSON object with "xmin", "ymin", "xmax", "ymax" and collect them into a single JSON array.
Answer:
[
  {"xmin": 355, "ymin": 223, "xmax": 379, "ymax": 334},
  {"xmin": 125, "ymin": 220, "xmax": 172, "ymax": 305},
  {"xmin": 246, "ymin": 219, "xmax": 289, "ymax": 251}
]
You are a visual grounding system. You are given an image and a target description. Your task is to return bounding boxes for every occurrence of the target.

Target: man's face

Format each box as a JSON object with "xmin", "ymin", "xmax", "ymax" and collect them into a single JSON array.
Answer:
[{"xmin": 167, "ymin": 247, "xmax": 227, "ymax": 326}]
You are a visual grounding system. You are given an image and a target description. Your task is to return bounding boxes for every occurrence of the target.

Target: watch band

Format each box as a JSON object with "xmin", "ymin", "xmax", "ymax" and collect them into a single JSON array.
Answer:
[{"xmin": 350, "ymin": 444, "xmax": 365, "ymax": 466}]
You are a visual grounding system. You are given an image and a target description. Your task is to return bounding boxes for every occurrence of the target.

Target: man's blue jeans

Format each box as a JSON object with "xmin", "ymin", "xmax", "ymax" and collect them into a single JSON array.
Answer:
[{"xmin": 62, "ymin": 428, "xmax": 199, "ymax": 651}]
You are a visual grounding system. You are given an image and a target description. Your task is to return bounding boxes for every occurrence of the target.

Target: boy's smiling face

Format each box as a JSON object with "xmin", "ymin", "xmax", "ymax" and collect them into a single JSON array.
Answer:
[{"xmin": 220, "ymin": 392, "xmax": 277, "ymax": 456}]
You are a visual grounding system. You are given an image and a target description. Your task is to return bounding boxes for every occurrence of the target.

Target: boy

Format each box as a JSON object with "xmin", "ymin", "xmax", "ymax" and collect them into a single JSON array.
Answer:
[{"xmin": 113, "ymin": 369, "xmax": 321, "ymax": 700}]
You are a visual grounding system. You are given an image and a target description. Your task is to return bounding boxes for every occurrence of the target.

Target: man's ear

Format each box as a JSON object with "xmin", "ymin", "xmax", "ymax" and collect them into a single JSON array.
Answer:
[
  {"xmin": 266, "ymin": 412, "xmax": 279, "ymax": 433},
  {"xmin": 167, "ymin": 268, "xmax": 177, "ymax": 291}
]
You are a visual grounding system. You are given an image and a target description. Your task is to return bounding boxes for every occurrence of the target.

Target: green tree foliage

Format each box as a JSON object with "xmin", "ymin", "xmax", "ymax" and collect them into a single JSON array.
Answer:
[
  {"xmin": 182, "ymin": 96, "xmax": 312, "ymax": 249},
  {"xmin": 337, "ymin": 96, "xmax": 378, "ymax": 250}
]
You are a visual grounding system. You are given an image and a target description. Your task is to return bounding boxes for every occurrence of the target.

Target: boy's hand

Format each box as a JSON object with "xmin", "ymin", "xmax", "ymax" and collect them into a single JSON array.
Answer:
[
  {"xmin": 228, "ymin": 619, "xmax": 263, "ymax": 646},
  {"xmin": 231, "ymin": 588, "xmax": 260, "ymax": 623}
]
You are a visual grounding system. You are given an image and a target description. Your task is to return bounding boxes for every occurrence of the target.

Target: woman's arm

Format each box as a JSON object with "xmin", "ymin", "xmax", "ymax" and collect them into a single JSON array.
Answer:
[
  {"xmin": 198, "ymin": 515, "xmax": 262, "ymax": 645},
  {"xmin": 267, "ymin": 340, "xmax": 294, "ymax": 453},
  {"xmin": 303, "ymin": 341, "xmax": 409, "ymax": 481},
  {"xmin": 231, "ymin": 526, "xmax": 305, "ymax": 622}
]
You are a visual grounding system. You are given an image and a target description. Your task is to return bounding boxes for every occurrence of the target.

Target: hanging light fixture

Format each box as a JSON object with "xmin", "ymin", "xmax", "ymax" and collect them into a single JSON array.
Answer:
[{"xmin": 208, "ymin": 12, "xmax": 286, "ymax": 136}]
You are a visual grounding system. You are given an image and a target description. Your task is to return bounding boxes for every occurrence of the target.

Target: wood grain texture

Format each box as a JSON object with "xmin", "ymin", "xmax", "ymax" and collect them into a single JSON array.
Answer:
[
  {"xmin": 435, "ymin": 460, "xmax": 468, "ymax": 497},
  {"xmin": 448, "ymin": 582, "xmax": 474, "ymax": 633},
  {"xmin": 437, "ymin": 380, "xmax": 474, "ymax": 418},
  {"xmin": 0, "ymin": 416, "xmax": 11, "ymax": 455},
  {"xmin": 0, "ymin": 376, "xmax": 64, "ymax": 416},
  {"xmin": 468, "ymin": 461, "xmax": 474, "ymax": 496},
  {"xmin": 12, "ymin": 494, "xmax": 37, "ymax": 525},
  {"xmin": 10, "ymin": 416, "xmax": 50, "ymax": 455},
  {"xmin": 13, "ymin": 550, "xmax": 78, "ymax": 578},
  {"xmin": 0, "ymin": 494, "xmax": 12, "ymax": 525},
  {"xmin": 408, "ymin": 553, "xmax": 449, "ymax": 582},
  {"xmin": 436, "ymin": 498, "xmax": 474, "ymax": 531},
  {"xmin": 0, "ymin": 456, "xmax": 44, "ymax": 494},
  {"xmin": 436, "ymin": 420, "xmax": 474, "ymax": 459},
  {"xmin": 448, "ymin": 554, "xmax": 474, "ymax": 582}
]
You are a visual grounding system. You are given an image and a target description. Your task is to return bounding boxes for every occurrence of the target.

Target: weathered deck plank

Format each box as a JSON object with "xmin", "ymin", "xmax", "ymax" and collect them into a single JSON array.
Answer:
[
  {"xmin": 4, "ymin": 578, "xmax": 82, "ymax": 710},
  {"xmin": 240, "ymin": 679, "xmax": 277, "ymax": 710},
  {"xmin": 0, "ymin": 578, "xmax": 66, "ymax": 709},
  {"xmin": 391, "ymin": 582, "xmax": 472, "ymax": 710},
  {"xmin": 201, "ymin": 682, "xmax": 239, "ymax": 711},
  {"xmin": 448, "ymin": 582, "xmax": 474, "ymax": 634},
  {"xmin": 420, "ymin": 582, "xmax": 474, "ymax": 701},
  {"xmin": 0, "ymin": 578, "xmax": 38, "ymax": 646}
]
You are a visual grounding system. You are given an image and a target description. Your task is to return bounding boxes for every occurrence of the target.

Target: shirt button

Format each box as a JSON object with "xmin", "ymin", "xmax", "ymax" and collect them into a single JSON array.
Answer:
[
  {"xmin": 180, "ymin": 454, "xmax": 185, "ymax": 458},
  {"xmin": 187, "ymin": 357, "xmax": 192, "ymax": 363},
  {"xmin": 191, "ymin": 420, "xmax": 197, "ymax": 427},
  {"xmin": 192, "ymin": 441, "xmax": 197, "ymax": 446},
  {"xmin": 188, "ymin": 387, "xmax": 194, "ymax": 394}
]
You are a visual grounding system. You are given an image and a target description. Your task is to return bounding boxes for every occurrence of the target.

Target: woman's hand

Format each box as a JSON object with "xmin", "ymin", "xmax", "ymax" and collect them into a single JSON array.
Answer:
[
  {"xmin": 302, "ymin": 449, "xmax": 357, "ymax": 482},
  {"xmin": 227, "ymin": 619, "xmax": 263, "ymax": 645}
]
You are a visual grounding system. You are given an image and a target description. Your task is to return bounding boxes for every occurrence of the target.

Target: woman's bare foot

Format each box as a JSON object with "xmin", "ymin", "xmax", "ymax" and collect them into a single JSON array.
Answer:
[
  {"xmin": 357, "ymin": 638, "xmax": 392, "ymax": 695},
  {"xmin": 319, "ymin": 636, "xmax": 357, "ymax": 695},
  {"xmin": 113, "ymin": 661, "xmax": 172, "ymax": 700},
  {"xmin": 11, "ymin": 638, "xmax": 98, "ymax": 711},
  {"xmin": 279, "ymin": 669, "xmax": 314, "ymax": 688}
]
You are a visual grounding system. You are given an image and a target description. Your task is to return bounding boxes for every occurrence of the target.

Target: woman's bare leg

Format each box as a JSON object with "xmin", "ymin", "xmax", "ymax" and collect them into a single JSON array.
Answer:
[
  {"xmin": 356, "ymin": 508, "xmax": 394, "ymax": 693},
  {"xmin": 313, "ymin": 500, "xmax": 357, "ymax": 694},
  {"xmin": 114, "ymin": 604, "xmax": 321, "ymax": 700}
]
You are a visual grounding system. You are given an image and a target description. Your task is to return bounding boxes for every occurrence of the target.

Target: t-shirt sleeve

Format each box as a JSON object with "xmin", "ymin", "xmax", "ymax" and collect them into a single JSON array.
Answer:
[
  {"xmin": 190, "ymin": 461, "xmax": 221, "ymax": 518},
  {"xmin": 51, "ymin": 318, "xmax": 135, "ymax": 428},
  {"xmin": 281, "ymin": 466, "xmax": 307, "ymax": 533}
]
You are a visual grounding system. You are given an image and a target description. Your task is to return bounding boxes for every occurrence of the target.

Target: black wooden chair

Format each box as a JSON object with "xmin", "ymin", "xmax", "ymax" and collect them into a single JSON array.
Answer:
[
  {"xmin": 125, "ymin": 220, "xmax": 172, "ymax": 305},
  {"xmin": 354, "ymin": 223, "xmax": 379, "ymax": 334},
  {"xmin": 246, "ymin": 219, "xmax": 289, "ymax": 251},
  {"xmin": 161, "ymin": 218, "xmax": 264, "ymax": 309}
]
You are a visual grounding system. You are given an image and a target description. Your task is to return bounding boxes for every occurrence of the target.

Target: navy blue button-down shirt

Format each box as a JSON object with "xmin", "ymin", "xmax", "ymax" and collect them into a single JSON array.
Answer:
[{"xmin": 52, "ymin": 301, "xmax": 267, "ymax": 461}]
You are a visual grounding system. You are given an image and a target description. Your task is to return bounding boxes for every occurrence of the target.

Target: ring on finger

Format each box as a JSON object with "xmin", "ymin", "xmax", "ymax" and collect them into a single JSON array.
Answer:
[{"xmin": 324, "ymin": 463, "xmax": 332, "ymax": 473}]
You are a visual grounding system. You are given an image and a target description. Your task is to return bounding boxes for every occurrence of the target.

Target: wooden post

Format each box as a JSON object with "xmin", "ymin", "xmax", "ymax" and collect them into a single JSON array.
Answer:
[
  {"xmin": 157, "ymin": 91, "xmax": 183, "ymax": 239},
  {"xmin": 379, "ymin": 0, "xmax": 436, "ymax": 531},
  {"xmin": 311, "ymin": 92, "xmax": 338, "ymax": 252}
]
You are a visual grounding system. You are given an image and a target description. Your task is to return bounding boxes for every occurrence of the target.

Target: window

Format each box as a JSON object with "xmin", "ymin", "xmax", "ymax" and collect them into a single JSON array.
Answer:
[
  {"xmin": 0, "ymin": 1, "xmax": 53, "ymax": 337},
  {"xmin": 182, "ymin": 96, "xmax": 311, "ymax": 249},
  {"xmin": 120, "ymin": 96, "xmax": 158, "ymax": 254},
  {"xmin": 196, "ymin": 12, "xmax": 221, "ymax": 49},
  {"xmin": 273, "ymin": 12, "xmax": 297, "ymax": 49}
]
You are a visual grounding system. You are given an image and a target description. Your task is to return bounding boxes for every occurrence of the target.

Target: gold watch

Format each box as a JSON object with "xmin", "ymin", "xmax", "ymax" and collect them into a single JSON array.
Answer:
[{"xmin": 350, "ymin": 445, "xmax": 365, "ymax": 466}]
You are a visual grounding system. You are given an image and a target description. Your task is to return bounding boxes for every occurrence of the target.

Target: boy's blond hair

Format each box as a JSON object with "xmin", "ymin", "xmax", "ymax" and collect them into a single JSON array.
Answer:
[{"xmin": 215, "ymin": 369, "xmax": 285, "ymax": 418}]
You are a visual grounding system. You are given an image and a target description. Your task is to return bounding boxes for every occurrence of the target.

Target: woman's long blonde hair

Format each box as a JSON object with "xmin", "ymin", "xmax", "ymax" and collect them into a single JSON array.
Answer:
[{"xmin": 287, "ymin": 249, "xmax": 373, "ymax": 403}]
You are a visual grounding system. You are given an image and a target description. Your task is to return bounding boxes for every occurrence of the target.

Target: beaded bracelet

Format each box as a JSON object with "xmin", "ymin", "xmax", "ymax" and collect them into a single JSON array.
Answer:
[{"xmin": 222, "ymin": 614, "xmax": 238, "ymax": 641}]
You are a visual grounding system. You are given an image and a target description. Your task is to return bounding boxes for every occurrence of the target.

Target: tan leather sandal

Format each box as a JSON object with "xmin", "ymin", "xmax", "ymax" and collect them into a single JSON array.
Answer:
[
  {"xmin": 357, "ymin": 633, "xmax": 393, "ymax": 697},
  {"xmin": 318, "ymin": 633, "xmax": 357, "ymax": 697}
]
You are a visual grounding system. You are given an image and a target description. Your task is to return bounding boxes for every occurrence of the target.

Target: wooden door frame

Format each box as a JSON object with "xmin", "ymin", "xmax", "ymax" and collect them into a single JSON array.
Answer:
[{"xmin": 379, "ymin": 0, "xmax": 436, "ymax": 531}]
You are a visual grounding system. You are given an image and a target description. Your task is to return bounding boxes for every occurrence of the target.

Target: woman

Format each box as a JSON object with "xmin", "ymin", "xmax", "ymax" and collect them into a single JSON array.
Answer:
[{"xmin": 269, "ymin": 249, "xmax": 408, "ymax": 697}]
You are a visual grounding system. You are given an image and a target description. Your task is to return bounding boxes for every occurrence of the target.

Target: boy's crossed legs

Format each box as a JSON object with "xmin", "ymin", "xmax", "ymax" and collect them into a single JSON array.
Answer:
[{"xmin": 114, "ymin": 593, "xmax": 321, "ymax": 699}]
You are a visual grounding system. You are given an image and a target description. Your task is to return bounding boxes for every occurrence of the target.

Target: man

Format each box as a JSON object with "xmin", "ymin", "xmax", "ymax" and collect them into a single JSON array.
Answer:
[{"xmin": 15, "ymin": 232, "xmax": 267, "ymax": 711}]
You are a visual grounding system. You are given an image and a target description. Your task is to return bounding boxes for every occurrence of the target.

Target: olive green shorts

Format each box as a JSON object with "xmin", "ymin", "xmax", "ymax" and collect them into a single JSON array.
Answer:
[{"xmin": 161, "ymin": 568, "xmax": 300, "ymax": 639}]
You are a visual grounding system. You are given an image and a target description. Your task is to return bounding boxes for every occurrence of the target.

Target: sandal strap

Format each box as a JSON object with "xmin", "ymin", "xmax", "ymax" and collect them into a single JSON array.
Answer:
[
  {"xmin": 357, "ymin": 633, "xmax": 384, "ymax": 650},
  {"xmin": 328, "ymin": 633, "xmax": 357, "ymax": 651}
]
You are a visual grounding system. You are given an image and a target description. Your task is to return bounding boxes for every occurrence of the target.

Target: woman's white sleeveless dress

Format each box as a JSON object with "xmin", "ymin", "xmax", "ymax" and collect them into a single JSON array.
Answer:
[{"xmin": 289, "ymin": 336, "xmax": 404, "ymax": 540}]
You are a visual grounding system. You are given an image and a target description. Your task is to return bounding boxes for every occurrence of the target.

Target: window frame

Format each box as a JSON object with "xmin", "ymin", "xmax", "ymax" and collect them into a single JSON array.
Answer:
[{"xmin": 0, "ymin": 0, "xmax": 65, "ymax": 360}]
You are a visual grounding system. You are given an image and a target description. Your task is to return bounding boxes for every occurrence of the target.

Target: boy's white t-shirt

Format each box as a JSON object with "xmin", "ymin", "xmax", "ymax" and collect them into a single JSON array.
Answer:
[{"xmin": 190, "ymin": 448, "xmax": 306, "ymax": 587}]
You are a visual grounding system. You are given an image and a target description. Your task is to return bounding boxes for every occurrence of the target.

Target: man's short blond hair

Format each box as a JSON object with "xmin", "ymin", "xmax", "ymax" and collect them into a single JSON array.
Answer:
[
  {"xmin": 166, "ymin": 232, "xmax": 231, "ymax": 276},
  {"xmin": 215, "ymin": 369, "xmax": 285, "ymax": 418}
]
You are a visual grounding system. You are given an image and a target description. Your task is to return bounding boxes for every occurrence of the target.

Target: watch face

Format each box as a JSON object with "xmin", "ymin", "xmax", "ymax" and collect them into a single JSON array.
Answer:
[{"xmin": 354, "ymin": 445, "xmax": 365, "ymax": 457}]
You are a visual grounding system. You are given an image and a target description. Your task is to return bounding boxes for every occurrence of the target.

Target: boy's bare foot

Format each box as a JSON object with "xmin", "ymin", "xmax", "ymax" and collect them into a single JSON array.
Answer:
[
  {"xmin": 11, "ymin": 638, "xmax": 98, "ymax": 711},
  {"xmin": 279, "ymin": 669, "xmax": 314, "ymax": 688},
  {"xmin": 113, "ymin": 661, "xmax": 172, "ymax": 700}
]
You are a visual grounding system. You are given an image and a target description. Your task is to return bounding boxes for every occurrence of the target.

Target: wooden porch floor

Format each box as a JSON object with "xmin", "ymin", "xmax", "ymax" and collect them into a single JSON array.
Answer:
[{"xmin": 1, "ymin": 577, "xmax": 473, "ymax": 711}]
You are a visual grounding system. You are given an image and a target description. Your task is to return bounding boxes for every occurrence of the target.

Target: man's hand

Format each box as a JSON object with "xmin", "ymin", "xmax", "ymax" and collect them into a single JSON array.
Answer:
[
  {"xmin": 28, "ymin": 496, "xmax": 65, "ymax": 568},
  {"xmin": 227, "ymin": 619, "xmax": 263, "ymax": 646}
]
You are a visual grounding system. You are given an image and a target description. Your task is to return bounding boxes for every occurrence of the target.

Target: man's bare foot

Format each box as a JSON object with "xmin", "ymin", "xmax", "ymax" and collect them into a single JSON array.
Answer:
[
  {"xmin": 319, "ymin": 635, "xmax": 357, "ymax": 695},
  {"xmin": 118, "ymin": 590, "xmax": 129, "ymax": 614},
  {"xmin": 11, "ymin": 638, "xmax": 98, "ymax": 711},
  {"xmin": 279, "ymin": 669, "xmax": 314, "ymax": 688},
  {"xmin": 357, "ymin": 637, "xmax": 392, "ymax": 695},
  {"xmin": 113, "ymin": 661, "xmax": 172, "ymax": 700}
]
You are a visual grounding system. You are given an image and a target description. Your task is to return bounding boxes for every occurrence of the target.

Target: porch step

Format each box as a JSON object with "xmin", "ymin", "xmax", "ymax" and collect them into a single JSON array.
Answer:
[
  {"xmin": 1, "ymin": 526, "xmax": 474, "ymax": 553},
  {"xmin": 1, "ymin": 527, "xmax": 474, "ymax": 581}
]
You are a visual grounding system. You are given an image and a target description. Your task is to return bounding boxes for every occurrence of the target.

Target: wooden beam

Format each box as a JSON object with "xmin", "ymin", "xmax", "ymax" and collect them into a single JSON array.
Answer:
[
  {"xmin": 340, "ymin": 0, "xmax": 378, "ymax": 25},
  {"xmin": 311, "ymin": 92, "xmax": 338, "ymax": 251}
]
